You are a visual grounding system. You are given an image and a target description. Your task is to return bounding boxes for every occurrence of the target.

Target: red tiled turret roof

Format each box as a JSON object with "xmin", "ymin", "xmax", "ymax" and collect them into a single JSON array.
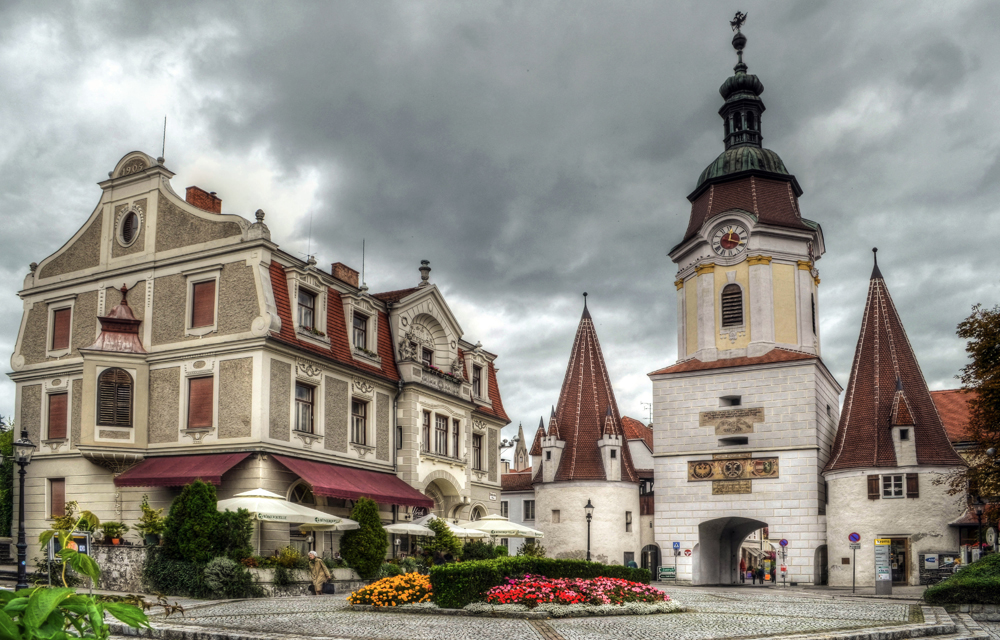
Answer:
[
  {"xmin": 931, "ymin": 389, "xmax": 976, "ymax": 444},
  {"xmin": 548, "ymin": 302, "xmax": 638, "ymax": 483},
  {"xmin": 621, "ymin": 416, "xmax": 653, "ymax": 451},
  {"xmin": 501, "ymin": 469, "xmax": 534, "ymax": 492},
  {"xmin": 824, "ymin": 258, "xmax": 965, "ymax": 472},
  {"xmin": 528, "ymin": 417, "xmax": 545, "ymax": 457}
]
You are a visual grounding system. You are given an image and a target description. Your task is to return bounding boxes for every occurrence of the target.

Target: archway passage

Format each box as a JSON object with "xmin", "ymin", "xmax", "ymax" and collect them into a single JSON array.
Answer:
[
  {"xmin": 641, "ymin": 544, "xmax": 660, "ymax": 573},
  {"xmin": 697, "ymin": 517, "xmax": 768, "ymax": 585}
]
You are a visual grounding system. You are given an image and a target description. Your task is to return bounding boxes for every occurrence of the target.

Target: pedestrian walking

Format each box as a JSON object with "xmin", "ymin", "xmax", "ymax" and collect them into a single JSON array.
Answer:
[
  {"xmin": 739, "ymin": 558, "xmax": 746, "ymax": 583},
  {"xmin": 751, "ymin": 565, "xmax": 757, "ymax": 584},
  {"xmin": 308, "ymin": 551, "xmax": 331, "ymax": 596},
  {"xmin": 757, "ymin": 566, "xmax": 765, "ymax": 584}
]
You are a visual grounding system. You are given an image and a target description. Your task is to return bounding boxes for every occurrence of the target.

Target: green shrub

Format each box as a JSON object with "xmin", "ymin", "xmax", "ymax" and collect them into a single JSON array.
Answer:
[
  {"xmin": 273, "ymin": 564, "xmax": 300, "ymax": 587},
  {"xmin": 29, "ymin": 556, "xmax": 82, "ymax": 588},
  {"xmin": 462, "ymin": 540, "xmax": 497, "ymax": 561},
  {"xmin": 516, "ymin": 541, "xmax": 546, "ymax": 557},
  {"xmin": 423, "ymin": 517, "xmax": 462, "ymax": 559},
  {"xmin": 429, "ymin": 556, "xmax": 651, "ymax": 609},
  {"xmin": 134, "ymin": 494, "xmax": 166, "ymax": 537},
  {"xmin": 143, "ymin": 547, "xmax": 213, "ymax": 598},
  {"xmin": 339, "ymin": 497, "xmax": 388, "ymax": 579},
  {"xmin": 216, "ymin": 508, "xmax": 254, "ymax": 561},
  {"xmin": 204, "ymin": 557, "xmax": 263, "ymax": 598},
  {"xmin": 275, "ymin": 545, "xmax": 306, "ymax": 569},
  {"xmin": 0, "ymin": 426, "xmax": 13, "ymax": 537},
  {"xmin": 925, "ymin": 554, "xmax": 1000, "ymax": 604},
  {"xmin": 162, "ymin": 481, "xmax": 219, "ymax": 564},
  {"xmin": 495, "ymin": 545, "xmax": 509, "ymax": 557},
  {"xmin": 378, "ymin": 562, "xmax": 406, "ymax": 578},
  {"xmin": 99, "ymin": 521, "xmax": 129, "ymax": 541}
]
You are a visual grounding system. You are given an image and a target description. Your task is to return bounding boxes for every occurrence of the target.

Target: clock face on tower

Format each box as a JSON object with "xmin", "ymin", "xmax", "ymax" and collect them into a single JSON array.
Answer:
[{"xmin": 712, "ymin": 224, "xmax": 749, "ymax": 257}]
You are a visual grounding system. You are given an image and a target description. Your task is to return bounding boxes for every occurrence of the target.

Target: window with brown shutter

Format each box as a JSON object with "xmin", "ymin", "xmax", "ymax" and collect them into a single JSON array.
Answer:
[
  {"xmin": 721, "ymin": 284, "xmax": 743, "ymax": 327},
  {"xmin": 906, "ymin": 473, "xmax": 919, "ymax": 498},
  {"xmin": 97, "ymin": 368, "xmax": 133, "ymax": 427},
  {"xmin": 48, "ymin": 393, "xmax": 68, "ymax": 440},
  {"xmin": 187, "ymin": 377, "xmax": 214, "ymax": 428},
  {"xmin": 49, "ymin": 479, "xmax": 65, "ymax": 519},
  {"xmin": 191, "ymin": 280, "xmax": 216, "ymax": 328},
  {"xmin": 51, "ymin": 308, "xmax": 71, "ymax": 350},
  {"xmin": 867, "ymin": 475, "xmax": 880, "ymax": 500}
]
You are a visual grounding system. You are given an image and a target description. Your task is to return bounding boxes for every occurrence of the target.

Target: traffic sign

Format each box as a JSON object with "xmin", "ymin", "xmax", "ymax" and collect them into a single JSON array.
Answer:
[
  {"xmin": 673, "ymin": 541, "xmax": 681, "ymax": 549},
  {"xmin": 849, "ymin": 543, "xmax": 861, "ymax": 550},
  {"xmin": 658, "ymin": 566, "xmax": 676, "ymax": 580},
  {"xmin": 779, "ymin": 539, "xmax": 788, "ymax": 547},
  {"xmin": 874, "ymin": 538, "xmax": 891, "ymax": 546},
  {"xmin": 848, "ymin": 532, "xmax": 861, "ymax": 543},
  {"xmin": 684, "ymin": 549, "xmax": 691, "ymax": 556}
]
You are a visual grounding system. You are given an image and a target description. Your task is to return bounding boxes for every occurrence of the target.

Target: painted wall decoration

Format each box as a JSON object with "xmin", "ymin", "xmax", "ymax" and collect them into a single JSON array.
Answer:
[
  {"xmin": 688, "ymin": 456, "xmax": 778, "ymax": 481},
  {"xmin": 698, "ymin": 407, "xmax": 765, "ymax": 435}
]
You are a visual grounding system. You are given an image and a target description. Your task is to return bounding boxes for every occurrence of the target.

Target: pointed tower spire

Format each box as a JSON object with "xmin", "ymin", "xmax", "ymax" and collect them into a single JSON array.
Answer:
[
  {"xmin": 871, "ymin": 247, "xmax": 883, "ymax": 280},
  {"xmin": 603, "ymin": 405, "xmax": 616, "ymax": 436},
  {"xmin": 513, "ymin": 422, "xmax": 529, "ymax": 471},
  {"xmin": 544, "ymin": 300, "xmax": 638, "ymax": 482},
  {"xmin": 825, "ymin": 258, "xmax": 964, "ymax": 472},
  {"xmin": 529, "ymin": 416, "xmax": 545, "ymax": 457}
]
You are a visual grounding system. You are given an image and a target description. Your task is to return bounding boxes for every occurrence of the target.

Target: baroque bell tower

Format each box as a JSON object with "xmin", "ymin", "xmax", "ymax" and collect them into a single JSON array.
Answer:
[{"xmin": 649, "ymin": 15, "xmax": 842, "ymax": 586}]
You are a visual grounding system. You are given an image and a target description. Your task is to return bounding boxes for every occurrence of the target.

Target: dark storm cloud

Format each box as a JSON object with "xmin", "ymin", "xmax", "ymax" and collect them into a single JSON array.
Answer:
[{"xmin": 0, "ymin": 1, "xmax": 997, "ymax": 443}]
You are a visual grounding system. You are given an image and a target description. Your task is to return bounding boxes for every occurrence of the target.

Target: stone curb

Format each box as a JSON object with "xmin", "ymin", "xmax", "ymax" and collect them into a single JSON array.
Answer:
[
  {"xmin": 110, "ymin": 621, "xmax": 352, "ymax": 640},
  {"xmin": 346, "ymin": 603, "xmax": 689, "ymax": 619}
]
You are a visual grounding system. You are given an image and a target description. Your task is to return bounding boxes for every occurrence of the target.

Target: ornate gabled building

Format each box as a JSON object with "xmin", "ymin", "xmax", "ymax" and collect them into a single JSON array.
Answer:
[
  {"xmin": 9, "ymin": 150, "xmax": 509, "ymax": 554},
  {"xmin": 823, "ymin": 254, "xmax": 966, "ymax": 586},
  {"xmin": 528, "ymin": 299, "xmax": 641, "ymax": 564},
  {"xmin": 649, "ymin": 24, "xmax": 842, "ymax": 585}
]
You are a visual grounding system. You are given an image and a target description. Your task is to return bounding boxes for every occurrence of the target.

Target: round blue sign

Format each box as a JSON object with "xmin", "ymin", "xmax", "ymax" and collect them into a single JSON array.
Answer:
[
  {"xmin": 779, "ymin": 539, "xmax": 788, "ymax": 547},
  {"xmin": 848, "ymin": 532, "xmax": 861, "ymax": 543},
  {"xmin": 673, "ymin": 541, "xmax": 680, "ymax": 549}
]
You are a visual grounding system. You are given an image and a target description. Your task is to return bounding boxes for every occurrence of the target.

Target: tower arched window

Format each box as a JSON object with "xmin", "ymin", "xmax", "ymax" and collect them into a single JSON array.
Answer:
[
  {"xmin": 720, "ymin": 284, "xmax": 744, "ymax": 328},
  {"xmin": 97, "ymin": 368, "xmax": 133, "ymax": 427},
  {"xmin": 732, "ymin": 112, "xmax": 742, "ymax": 132},
  {"xmin": 746, "ymin": 111, "xmax": 755, "ymax": 131}
]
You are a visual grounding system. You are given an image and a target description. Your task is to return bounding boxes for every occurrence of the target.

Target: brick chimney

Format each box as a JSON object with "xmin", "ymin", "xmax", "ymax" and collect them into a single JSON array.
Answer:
[
  {"xmin": 331, "ymin": 262, "xmax": 359, "ymax": 288},
  {"xmin": 185, "ymin": 186, "xmax": 222, "ymax": 213}
]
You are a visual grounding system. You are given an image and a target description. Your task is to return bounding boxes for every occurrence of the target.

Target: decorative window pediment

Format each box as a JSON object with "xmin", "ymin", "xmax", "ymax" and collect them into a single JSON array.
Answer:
[
  {"xmin": 285, "ymin": 265, "xmax": 330, "ymax": 347},
  {"xmin": 341, "ymin": 292, "xmax": 381, "ymax": 364}
]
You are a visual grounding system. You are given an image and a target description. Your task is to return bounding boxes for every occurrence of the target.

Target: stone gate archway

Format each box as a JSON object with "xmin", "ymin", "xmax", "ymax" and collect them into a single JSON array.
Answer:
[{"xmin": 696, "ymin": 517, "xmax": 768, "ymax": 585}]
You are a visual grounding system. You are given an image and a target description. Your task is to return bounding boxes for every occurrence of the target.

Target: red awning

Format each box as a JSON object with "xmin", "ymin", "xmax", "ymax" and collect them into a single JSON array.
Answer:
[
  {"xmin": 114, "ymin": 453, "xmax": 251, "ymax": 487},
  {"xmin": 272, "ymin": 455, "xmax": 434, "ymax": 508}
]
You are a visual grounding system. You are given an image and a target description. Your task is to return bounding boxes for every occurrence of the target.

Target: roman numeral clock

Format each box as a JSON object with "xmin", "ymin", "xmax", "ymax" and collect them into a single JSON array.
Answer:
[{"xmin": 712, "ymin": 223, "xmax": 748, "ymax": 258}]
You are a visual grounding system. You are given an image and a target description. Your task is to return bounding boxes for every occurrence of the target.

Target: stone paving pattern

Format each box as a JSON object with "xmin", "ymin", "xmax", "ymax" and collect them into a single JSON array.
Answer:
[{"xmin": 155, "ymin": 586, "xmax": 916, "ymax": 640}]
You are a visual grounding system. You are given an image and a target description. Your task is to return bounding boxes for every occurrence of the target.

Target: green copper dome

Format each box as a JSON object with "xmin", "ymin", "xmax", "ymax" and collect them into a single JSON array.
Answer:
[{"xmin": 696, "ymin": 146, "xmax": 789, "ymax": 189}]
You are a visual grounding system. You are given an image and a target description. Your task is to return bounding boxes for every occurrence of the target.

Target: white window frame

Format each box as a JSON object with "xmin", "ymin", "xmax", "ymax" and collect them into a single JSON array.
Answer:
[
  {"xmin": 500, "ymin": 500, "xmax": 508, "ymax": 518},
  {"xmin": 183, "ymin": 266, "xmax": 222, "ymax": 337},
  {"xmin": 45, "ymin": 295, "xmax": 77, "ymax": 358},
  {"xmin": 523, "ymin": 499, "xmax": 535, "ymax": 521},
  {"xmin": 882, "ymin": 474, "xmax": 905, "ymax": 499},
  {"xmin": 286, "ymin": 269, "xmax": 330, "ymax": 347},
  {"xmin": 351, "ymin": 397, "xmax": 368, "ymax": 445},
  {"xmin": 43, "ymin": 386, "xmax": 71, "ymax": 443},
  {"xmin": 294, "ymin": 381, "xmax": 316, "ymax": 434},
  {"xmin": 182, "ymin": 372, "xmax": 217, "ymax": 432}
]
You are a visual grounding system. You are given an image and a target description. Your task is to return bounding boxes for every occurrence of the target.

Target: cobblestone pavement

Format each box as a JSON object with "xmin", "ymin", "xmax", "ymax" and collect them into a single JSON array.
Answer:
[
  {"xmin": 980, "ymin": 620, "xmax": 1000, "ymax": 639},
  {"xmin": 152, "ymin": 586, "xmax": 918, "ymax": 640}
]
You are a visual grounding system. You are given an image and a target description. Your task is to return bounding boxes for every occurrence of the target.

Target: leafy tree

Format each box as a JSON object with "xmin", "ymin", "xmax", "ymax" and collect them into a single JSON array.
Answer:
[
  {"xmin": 0, "ymin": 419, "xmax": 13, "ymax": 537},
  {"xmin": 162, "ymin": 480, "xmax": 221, "ymax": 564},
  {"xmin": 517, "ymin": 540, "xmax": 547, "ymax": 558},
  {"xmin": 339, "ymin": 498, "xmax": 388, "ymax": 578},
  {"xmin": 423, "ymin": 517, "xmax": 462, "ymax": 560},
  {"xmin": 951, "ymin": 304, "xmax": 1000, "ymax": 508},
  {"xmin": 215, "ymin": 508, "xmax": 254, "ymax": 562}
]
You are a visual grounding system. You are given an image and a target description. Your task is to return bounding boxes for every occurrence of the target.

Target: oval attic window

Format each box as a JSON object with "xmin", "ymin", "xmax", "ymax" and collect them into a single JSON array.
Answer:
[{"xmin": 121, "ymin": 212, "xmax": 138, "ymax": 244}]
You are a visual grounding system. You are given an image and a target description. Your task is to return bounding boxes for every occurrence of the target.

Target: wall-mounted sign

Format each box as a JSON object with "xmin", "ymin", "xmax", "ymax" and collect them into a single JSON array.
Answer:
[
  {"xmin": 688, "ymin": 457, "xmax": 778, "ymax": 481},
  {"xmin": 699, "ymin": 407, "xmax": 766, "ymax": 435},
  {"xmin": 848, "ymin": 532, "xmax": 861, "ymax": 543},
  {"xmin": 658, "ymin": 566, "xmax": 676, "ymax": 580},
  {"xmin": 712, "ymin": 480, "xmax": 752, "ymax": 494},
  {"xmin": 489, "ymin": 492, "xmax": 497, "ymax": 501}
]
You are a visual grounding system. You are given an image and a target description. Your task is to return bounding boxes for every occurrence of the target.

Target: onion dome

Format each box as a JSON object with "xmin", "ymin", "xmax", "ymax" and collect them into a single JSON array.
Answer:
[{"xmin": 696, "ymin": 146, "xmax": 788, "ymax": 190}]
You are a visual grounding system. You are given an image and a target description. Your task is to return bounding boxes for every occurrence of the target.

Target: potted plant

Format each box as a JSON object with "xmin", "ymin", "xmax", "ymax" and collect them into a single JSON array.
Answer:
[
  {"xmin": 99, "ymin": 521, "xmax": 129, "ymax": 545},
  {"xmin": 134, "ymin": 494, "xmax": 166, "ymax": 546}
]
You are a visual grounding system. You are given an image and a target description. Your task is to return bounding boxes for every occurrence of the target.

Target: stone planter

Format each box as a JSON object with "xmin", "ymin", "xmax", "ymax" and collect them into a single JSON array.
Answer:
[
  {"xmin": 91, "ymin": 545, "xmax": 147, "ymax": 593},
  {"xmin": 249, "ymin": 567, "xmax": 365, "ymax": 597}
]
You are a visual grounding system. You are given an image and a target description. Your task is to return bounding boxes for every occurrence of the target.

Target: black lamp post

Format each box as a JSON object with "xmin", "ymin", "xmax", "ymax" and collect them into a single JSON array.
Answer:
[
  {"xmin": 13, "ymin": 429, "xmax": 35, "ymax": 591},
  {"xmin": 584, "ymin": 499, "xmax": 595, "ymax": 562}
]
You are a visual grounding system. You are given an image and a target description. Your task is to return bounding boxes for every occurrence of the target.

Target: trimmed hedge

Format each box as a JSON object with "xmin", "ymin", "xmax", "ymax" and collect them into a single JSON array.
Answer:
[
  {"xmin": 925, "ymin": 554, "xmax": 1000, "ymax": 605},
  {"xmin": 429, "ymin": 557, "xmax": 651, "ymax": 609}
]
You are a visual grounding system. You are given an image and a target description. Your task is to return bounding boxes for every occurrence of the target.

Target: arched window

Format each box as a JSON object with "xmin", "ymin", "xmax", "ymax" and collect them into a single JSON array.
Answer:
[
  {"xmin": 470, "ymin": 506, "xmax": 485, "ymax": 521},
  {"xmin": 732, "ymin": 112, "xmax": 743, "ymax": 132},
  {"xmin": 121, "ymin": 212, "xmax": 138, "ymax": 243},
  {"xmin": 97, "ymin": 368, "xmax": 133, "ymax": 427},
  {"xmin": 290, "ymin": 482, "xmax": 315, "ymax": 505},
  {"xmin": 746, "ymin": 111, "xmax": 755, "ymax": 131},
  {"xmin": 721, "ymin": 284, "xmax": 743, "ymax": 328}
]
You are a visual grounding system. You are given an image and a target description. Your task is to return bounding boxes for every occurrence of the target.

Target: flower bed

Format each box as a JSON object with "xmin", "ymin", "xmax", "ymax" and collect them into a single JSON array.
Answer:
[
  {"xmin": 348, "ymin": 573, "xmax": 432, "ymax": 607},
  {"xmin": 485, "ymin": 575, "xmax": 666, "ymax": 608}
]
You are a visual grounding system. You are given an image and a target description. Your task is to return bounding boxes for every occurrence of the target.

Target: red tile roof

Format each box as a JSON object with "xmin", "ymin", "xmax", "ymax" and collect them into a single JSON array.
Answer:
[
  {"xmin": 476, "ymin": 360, "xmax": 510, "ymax": 423},
  {"xmin": 501, "ymin": 470, "xmax": 534, "ymax": 492},
  {"xmin": 547, "ymin": 304, "xmax": 638, "ymax": 483},
  {"xmin": 528, "ymin": 417, "xmax": 545, "ymax": 457},
  {"xmin": 371, "ymin": 287, "xmax": 420, "ymax": 303},
  {"xmin": 649, "ymin": 348, "xmax": 816, "ymax": 376},
  {"xmin": 824, "ymin": 265, "xmax": 965, "ymax": 472},
  {"xmin": 681, "ymin": 176, "xmax": 812, "ymax": 246},
  {"xmin": 931, "ymin": 389, "xmax": 977, "ymax": 444},
  {"xmin": 622, "ymin": 416, "xmax": 653, "ymax": 451}
]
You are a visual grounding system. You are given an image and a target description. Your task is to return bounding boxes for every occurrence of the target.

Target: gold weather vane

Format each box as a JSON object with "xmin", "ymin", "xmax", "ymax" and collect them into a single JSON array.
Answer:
[{"xmin": 730, "ymin": 11, "xmax": 747, "ymax": 33}]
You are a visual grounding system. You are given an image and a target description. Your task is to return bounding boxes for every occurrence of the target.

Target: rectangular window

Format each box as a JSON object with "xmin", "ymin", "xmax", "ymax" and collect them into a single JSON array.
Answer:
[
  {"xmin": 351, "ymin": 399, "xmax": 367, "ymax": 445},
  {"xmin": 190, "ymin": 280, "xmax": 216, "ymax": 328},
  {"xmin": 187, "ymin": 377, "xmax": 214, "ymax": 429},
  {"xmin": 500, "ymin": 538, "xmax": 508, "ymax": 548},
  {"xmin": 422, "ymin": 411, "xmax": 431, "ymax": 452},
  {"xmin": 523, "ymin": 500, "xmax": 535, "ymax": 521},
  {"xmin": 472, "ymin": 433, "xmax": 483, "ymax": 470},
  {"xmin": 422, "ymin": 348, "xmax": 433, "ymax": 368},
  {"xmin": 906, "ymin": 473, "xmax": 919, "ymax": 499},
  {"xmin": 353, "ymin": 312, "xmax": 368, "ymax": 350},
  {"xmin": 900, "ymin": 428, "xmax": 910, "ymax": 441},
  {"xmin": 452, "ymin": 419, "xmax": 460, "ymax": 458},
  {"xmin": 625, "ymin": 511, "xmax": 633, "ymax": 532},
  {"xmin": 882, "ymin": 474, "xmax": 904, "ymax": 498},
  {"xmin": 295, "ymin": 383, "xmax": 314, "ymax": 433},
  {"xmin": 500, "ymin": 501, "xmax": 509, "ymax": 518},
  {"xmin": 545, "ymin": 450, "xmax": 551, "ymax": 460},
  {"xmin": 51, "ymin": 308, "xmax": 71, "ymax": 350},
  {"xmin": 49, "ymin": 479, "xmax": 65, "ymax": 519},
  {"xmin": 297, "ymin": 289, "xmax": 316, "ymax": 330},
  {"xmin": 435, "ymin": 414, "xmax": 448, "ymax": 454},
  {"xmin": 867, "ymin": 474, "xmax": 881, "ymax": 500},
  {"xmin": 552, "ymin": 509, "xmax": 560, "ymax": 523},
  {"xmin": 611, "ymin": 449, "xmax": 617, "ymax": 459},
  {"xmin": 472, "ymin": 365, "xmax": 482, "ymax": 397},
  {"xmin": 47, "ymin": 393, "xmax": 68, "ymax": 440}
]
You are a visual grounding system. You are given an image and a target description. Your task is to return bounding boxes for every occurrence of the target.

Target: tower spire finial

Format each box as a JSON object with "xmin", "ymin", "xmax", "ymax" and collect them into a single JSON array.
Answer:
[{"xmin": 870, "ymin": 247, "xmax": 883, "ymax": 280}]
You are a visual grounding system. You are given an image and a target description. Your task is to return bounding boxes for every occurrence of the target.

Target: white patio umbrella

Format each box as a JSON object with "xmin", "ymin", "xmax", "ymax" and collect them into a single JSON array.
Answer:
[
  {"xmin": 384, "ymin": 522, "xmax": 436, "ymax": 536},
  {"xmin": 217, "ymin": 488, "xmax": 358, "ymax": 553},
  {"xmin": 412, "ymin": 514, "xmax": 489, "ymax": 539},
  {"xmin": 463, "ymin": 514, "xmax": 544, "ymax": 539}
]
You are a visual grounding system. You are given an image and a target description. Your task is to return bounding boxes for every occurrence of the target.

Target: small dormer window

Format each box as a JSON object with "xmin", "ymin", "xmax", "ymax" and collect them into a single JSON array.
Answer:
[
  {"xmin": 422, "ymin": 348, "xmax": 433, "ymax": 368},
  {"xmin": 611, "ymin": 449, "xmax": 617, "ymax": 459},
  {"xmin": 473, "ymin": 365, "xmax": 483, "ymax": 397},
  {"xmin": 298, "ymin": 290, "xmax": 316, "ymax": 330},
  {"xmin": 900, "ymin": 428, "xmax": 910, "ymax": 441},
  {"xmin": 353, "ymin": 312, "xmax": 368, "ymax": 350}
]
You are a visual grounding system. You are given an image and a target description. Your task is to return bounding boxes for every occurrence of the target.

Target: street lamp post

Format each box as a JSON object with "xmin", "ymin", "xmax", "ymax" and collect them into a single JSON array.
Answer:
[
  {"xmin": 584, "ymin": 499, "xmax": 595, "ymax": 562},
  {"xmin": 13, "ymin": 430, "xmax": 36, "ymax": 591}
]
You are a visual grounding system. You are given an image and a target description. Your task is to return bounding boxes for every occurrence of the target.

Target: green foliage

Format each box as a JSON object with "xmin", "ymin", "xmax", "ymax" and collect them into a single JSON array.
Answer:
[
  {"xmin": 162, "ymin": 481, "xmax": 219, "ymax": 564},
  {"xmin": 274, "ymin": 545, "xmax": 306, "ymax": 569},
  {"xmin": 423, "ymin": 517, "xmax": 461, "ymax": 559},
  {"xmin": 0, "ymin": 424, "xmax": 13, "ymax": 537},
  {"xmin": 495, "ymin": 545, "xmax": 509, "ymax": 557},
  {"xmin": 215, "ymin": 509, "xmax": 254, "ymax": 562},
  {"xmin": 925, "ymin": 554, "xmax": 1000, "ymax": 604},
  {"xmin": 429, "ymin": 557, "xmax": 651, "ymax": 609},
  {"xmin": 339, "ymin": 498, "xmax": 388, "ymax": 579},
  {"xmin": 516, "ymin": 540, "xmax": 546, "ymax": 558},
  {"xmin": 204, "ymin": 557, "xmax": 263, "ymax": 599},
  {"xmin": 378, "ymin": 562, "xmax": 406, "ymax": 578},
  {"xmin": 134, "ymin": 495, "xmax": 165, "ymax": 536},
  {"xmin": 273, "ymin": 564, "xmax": 299, "ymax": 587},
  {"xmin": 53, "ymin": 502, "xmax": 99, "ymax": 533},
  {"xmin": 99, "ymin": 521, "xmax": 129, "ymax": 541},
  {"xmin": 462, "ymin": 540, "xmax": 505, "ymax": 561},
  {"xmin": 29, "ymin": 558, "xmax": 81, "ymax": 588},
  {"xmin": 142, "ymin": 548, "xmax": 213, "ymax": 599}
]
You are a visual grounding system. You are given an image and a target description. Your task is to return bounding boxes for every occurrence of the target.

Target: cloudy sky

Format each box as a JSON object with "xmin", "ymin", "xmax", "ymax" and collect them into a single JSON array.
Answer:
[{"xmin": 1, "ymin": 1, "xmax": 997, "ymax": 448}]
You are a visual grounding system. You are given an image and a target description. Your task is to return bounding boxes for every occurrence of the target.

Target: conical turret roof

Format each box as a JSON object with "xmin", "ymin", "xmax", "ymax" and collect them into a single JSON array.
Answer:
[
  {"xmin": 529, "ymin": 416, "xmax": 545, "ymax": 457},
  {"xmin": 549, "ymin": 299, "xmax": 638, "ymax": 482},
  {"xmin": 825, "ymin": 255, "xmax": 964, "ymax": 472}
]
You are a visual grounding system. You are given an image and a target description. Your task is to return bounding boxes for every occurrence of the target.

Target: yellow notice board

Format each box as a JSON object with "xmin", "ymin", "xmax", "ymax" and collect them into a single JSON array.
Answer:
[{"xmin": 874, "ymin": 538, "xmax": 891, "ymax": 546}]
